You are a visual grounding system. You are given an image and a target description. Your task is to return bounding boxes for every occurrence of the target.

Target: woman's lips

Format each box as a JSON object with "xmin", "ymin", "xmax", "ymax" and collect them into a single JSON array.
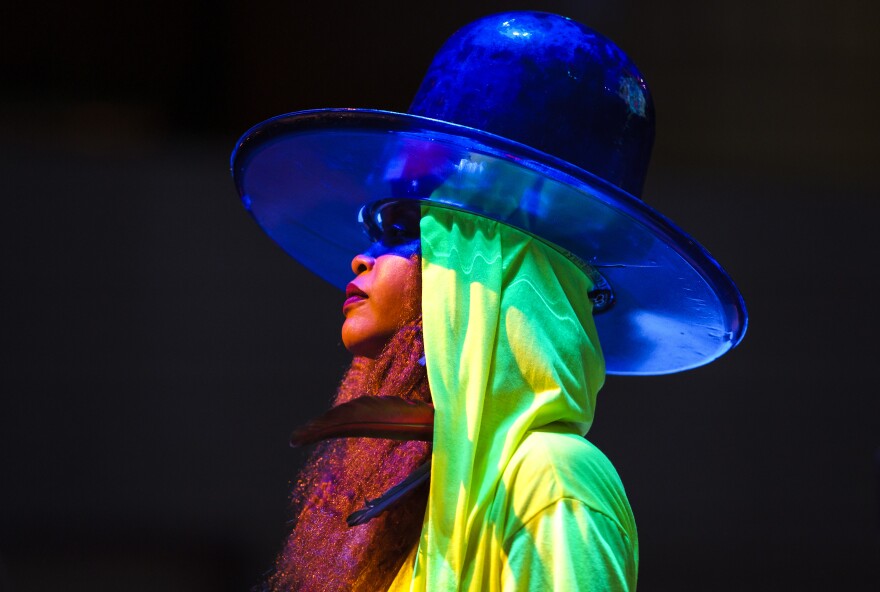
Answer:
[
  {"xmin": 342, "ymin": 295, "xmax": 366, "ymax": 313},
  {"xmin": 343, "ymin": 284, "xmax": 368, "ymax": 314}
]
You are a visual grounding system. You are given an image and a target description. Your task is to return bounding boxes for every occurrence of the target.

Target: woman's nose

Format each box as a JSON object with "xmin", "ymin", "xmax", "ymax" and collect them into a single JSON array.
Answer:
[{"xmin": 351, "ymin": 253, "xmax": 375, "ymax": 275}]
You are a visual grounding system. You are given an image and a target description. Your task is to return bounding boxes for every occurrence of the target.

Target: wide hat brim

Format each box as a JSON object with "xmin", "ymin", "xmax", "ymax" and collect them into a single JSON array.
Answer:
[{"xmin": 231, "ymin": 108, "xmax": 747, "ymax": 375}]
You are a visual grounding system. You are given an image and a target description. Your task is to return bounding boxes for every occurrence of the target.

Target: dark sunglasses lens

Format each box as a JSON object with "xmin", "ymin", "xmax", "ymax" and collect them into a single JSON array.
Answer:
[{"xmin": 372, "ymin": 201, "xmax": 421, "ymax": 243}]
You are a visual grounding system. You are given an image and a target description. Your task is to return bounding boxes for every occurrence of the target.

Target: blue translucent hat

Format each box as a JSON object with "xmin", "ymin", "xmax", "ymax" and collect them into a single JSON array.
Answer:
[{"xmin": 230, "ymin": 11, "xmax": 747, "ymax": 375}]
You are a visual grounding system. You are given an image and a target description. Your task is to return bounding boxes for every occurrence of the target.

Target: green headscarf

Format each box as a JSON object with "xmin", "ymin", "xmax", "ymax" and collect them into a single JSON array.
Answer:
[{"xmin": 389, "ymin": 204, "xmax": 636, "ymax": 590}]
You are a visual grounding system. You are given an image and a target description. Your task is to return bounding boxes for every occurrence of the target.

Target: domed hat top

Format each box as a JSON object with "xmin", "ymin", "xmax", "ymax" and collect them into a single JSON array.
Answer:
[
  {"xmin": 408, "ymin": 12, "xmax": 654, "ymax": 198},
  {"xmin": 231, "ymin": 11, "xmax": 747, "ymax": 375}
]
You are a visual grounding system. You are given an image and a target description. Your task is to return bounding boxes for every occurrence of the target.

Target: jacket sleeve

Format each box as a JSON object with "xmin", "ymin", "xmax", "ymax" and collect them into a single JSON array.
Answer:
[{"xmin": 501, "ymin": 498, "xmax": 637, "ymax": 591}]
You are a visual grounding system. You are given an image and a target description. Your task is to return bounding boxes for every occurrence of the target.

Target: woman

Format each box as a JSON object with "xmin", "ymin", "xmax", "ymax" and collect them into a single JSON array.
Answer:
[
  {"xmin": 271, "ymin": 206, "xmax": 431, "ymax": 591},
  {"xmin": 233, "ymin": 11, "xmax": 747, "ymax": 591}
]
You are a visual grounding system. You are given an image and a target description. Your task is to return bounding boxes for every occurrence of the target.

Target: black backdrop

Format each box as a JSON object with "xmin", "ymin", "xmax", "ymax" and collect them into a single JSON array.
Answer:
[{"xmin": 1, "ymin": 1, "xmax": 878, "ymax": 590}]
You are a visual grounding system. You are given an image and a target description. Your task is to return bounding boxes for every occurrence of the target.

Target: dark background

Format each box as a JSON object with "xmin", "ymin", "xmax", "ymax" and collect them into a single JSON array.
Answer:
[{"xmin": 1, "ymin": 1, "xmax": 878, "ymax": 590}]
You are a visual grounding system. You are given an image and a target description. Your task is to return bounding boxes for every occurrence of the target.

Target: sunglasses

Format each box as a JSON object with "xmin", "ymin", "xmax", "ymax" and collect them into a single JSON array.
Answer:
[{"xmin": 358, "ymin": 199, "xmax": 422, "ymax": 245}]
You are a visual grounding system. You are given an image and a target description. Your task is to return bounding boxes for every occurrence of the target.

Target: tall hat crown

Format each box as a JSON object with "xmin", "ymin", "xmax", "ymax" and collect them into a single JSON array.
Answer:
[{"xmin": 409, "ymin": 12, "xmax": 654, "ymax": 197}]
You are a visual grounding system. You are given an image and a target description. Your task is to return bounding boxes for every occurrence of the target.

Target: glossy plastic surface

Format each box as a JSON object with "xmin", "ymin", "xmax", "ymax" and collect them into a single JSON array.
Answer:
[
  {"xmin": 231, "ymin": 110, "xmax": 747, "ymax": 375},
  {"xmin": 409, "ymin": 11, "xmax": 655, "ymax": 198}
]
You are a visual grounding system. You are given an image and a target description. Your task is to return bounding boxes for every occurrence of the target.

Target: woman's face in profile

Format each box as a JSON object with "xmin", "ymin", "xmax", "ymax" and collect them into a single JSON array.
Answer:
[{"xmin": 341, "ymin": 201, "xmax": 421, "ymax": 358}]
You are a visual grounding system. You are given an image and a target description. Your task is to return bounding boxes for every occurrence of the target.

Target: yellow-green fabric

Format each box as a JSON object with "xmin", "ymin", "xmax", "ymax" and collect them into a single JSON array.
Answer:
[{"xmin": 388, "ymin": 206, "xmax": 637, "ymax": 591}]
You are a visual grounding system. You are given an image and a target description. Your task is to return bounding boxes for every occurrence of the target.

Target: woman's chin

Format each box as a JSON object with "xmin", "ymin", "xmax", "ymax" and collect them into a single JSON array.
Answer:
[{"xmin": 341, "ymin": 334, "xmax": 384, "ymax": 359}]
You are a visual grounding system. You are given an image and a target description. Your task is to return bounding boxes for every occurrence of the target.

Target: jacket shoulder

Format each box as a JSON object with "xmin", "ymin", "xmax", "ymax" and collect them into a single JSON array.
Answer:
[{"xmin": 497, "ymin": 429, "xmax": 635, "ymax": 540}]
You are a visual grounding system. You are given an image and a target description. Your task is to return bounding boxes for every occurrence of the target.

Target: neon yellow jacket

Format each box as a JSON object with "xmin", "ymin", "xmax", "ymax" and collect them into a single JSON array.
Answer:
[{"xmin": 388, "ymin": 206, "xmax": 637, "ymax": 591}]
